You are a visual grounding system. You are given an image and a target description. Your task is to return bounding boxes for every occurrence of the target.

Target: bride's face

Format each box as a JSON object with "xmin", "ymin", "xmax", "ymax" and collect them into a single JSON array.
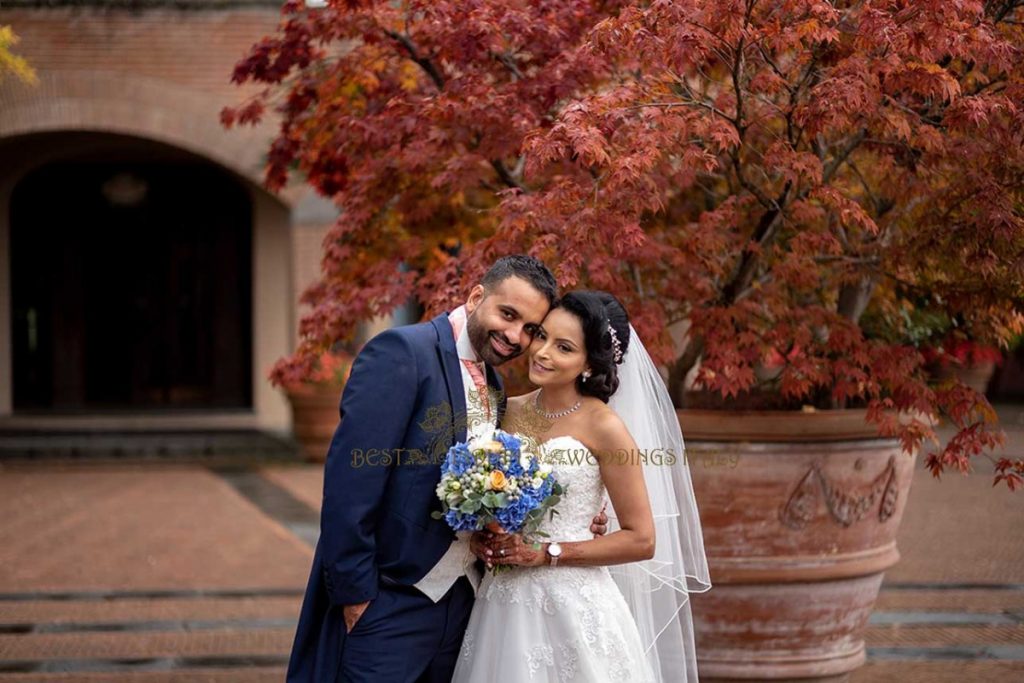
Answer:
[{"xmin": 528, "ymin": 308, "xmax": 589, "ymax": 389}]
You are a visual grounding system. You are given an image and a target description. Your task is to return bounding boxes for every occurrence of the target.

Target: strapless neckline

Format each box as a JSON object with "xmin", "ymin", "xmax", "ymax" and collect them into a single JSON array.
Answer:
[{"xmin": 536, "ymin": 434, "xmax": 588, "ymax": 451}]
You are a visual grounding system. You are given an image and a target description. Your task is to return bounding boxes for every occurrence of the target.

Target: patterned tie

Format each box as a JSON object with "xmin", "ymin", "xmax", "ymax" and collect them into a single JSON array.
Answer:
[{"xmin": 462, "ymin": 359, "xmax": 491, "ymax": 421}]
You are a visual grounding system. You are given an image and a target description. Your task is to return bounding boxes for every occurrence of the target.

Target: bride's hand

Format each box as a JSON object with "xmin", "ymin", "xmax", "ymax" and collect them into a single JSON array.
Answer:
[
  {"xmin": 590, "ymin": 502, "xmax": 609, "ymax": 536},
  {"xmin": 469, "ymin": 531, "xmax": 493, "ymax": 563},
  {"xmin": 489, "ymin": 534, "xmax": 547, "ymax": 567}
]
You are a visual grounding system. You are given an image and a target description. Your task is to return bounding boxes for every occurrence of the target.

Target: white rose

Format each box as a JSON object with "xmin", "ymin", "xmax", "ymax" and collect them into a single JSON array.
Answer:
[
  {"xmin": 531, "ymin": 477, "xmax": 544, "ymax": 489},
  {"xmin": 467, "ymin": 424, "xmax": 495, "ymax": 443}
]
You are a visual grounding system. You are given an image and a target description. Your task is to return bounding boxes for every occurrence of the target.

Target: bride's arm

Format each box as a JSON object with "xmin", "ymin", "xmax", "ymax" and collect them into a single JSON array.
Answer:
[{"xmin": 493, "ymin": 411, "xmax": 655, "ymax": 568}]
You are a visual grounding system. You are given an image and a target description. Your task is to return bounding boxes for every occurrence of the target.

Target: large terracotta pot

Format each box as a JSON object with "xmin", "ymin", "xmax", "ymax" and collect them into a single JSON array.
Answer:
[
  {"xmin": 679, "ymin": 409, "xmax": 917, "ymax": 682},
  {"xmin": 286, "ymin": 385, "xmax": 343, "ymax": 462}
]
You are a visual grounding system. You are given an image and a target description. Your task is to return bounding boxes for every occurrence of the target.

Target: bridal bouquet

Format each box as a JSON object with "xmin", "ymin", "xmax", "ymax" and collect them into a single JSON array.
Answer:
[{"xmin": 432, "ymin": 429, "xmax": 563, "ymax": 568}]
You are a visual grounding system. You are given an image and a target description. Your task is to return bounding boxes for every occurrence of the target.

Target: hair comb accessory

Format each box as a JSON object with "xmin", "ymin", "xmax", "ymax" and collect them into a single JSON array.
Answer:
[{"xmin": 607, "ymin": 324, "xmax": 624, "ymax": 364}]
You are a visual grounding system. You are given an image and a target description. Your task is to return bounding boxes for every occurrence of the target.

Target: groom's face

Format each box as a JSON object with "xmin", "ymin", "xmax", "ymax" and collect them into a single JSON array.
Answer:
[{"xmin": 465, "ymin": 276, "xmax": 551, "ymax": 366}]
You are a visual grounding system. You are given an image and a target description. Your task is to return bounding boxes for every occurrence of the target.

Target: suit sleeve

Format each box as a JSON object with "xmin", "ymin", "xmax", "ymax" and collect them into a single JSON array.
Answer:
[{"xmin": 319, "ymin": 329, "xmax": 418, "ymax": 607}]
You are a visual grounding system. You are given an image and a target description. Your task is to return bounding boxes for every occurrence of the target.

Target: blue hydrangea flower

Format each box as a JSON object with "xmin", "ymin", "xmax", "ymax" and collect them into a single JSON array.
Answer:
[
  {"xmin": 496, "ymin": 430, "xmax": 521, "ymax": 454},
  {"xmin": 444, "ymin": 442, "xmax": 474, "ymax": 476},
  {"xmin": 445, "ymin": 508, "xmax": 477, "ymax": 532}
]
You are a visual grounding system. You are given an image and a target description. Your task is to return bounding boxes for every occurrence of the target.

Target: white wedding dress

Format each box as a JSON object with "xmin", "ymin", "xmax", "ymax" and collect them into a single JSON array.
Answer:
[{"xmin": 452, "ymin": 435, "xmax": 656, "ymax": 683}]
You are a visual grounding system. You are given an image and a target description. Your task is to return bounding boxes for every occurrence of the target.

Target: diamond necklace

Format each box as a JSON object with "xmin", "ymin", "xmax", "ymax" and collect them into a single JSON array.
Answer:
[{"xmin": 533, "ymin": 391, "xmax": 582, "ymax": 420}]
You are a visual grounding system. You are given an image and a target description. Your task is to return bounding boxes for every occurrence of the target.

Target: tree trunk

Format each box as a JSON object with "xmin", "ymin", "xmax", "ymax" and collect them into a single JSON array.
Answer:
[
  {"xmin": 668, "ymin": 337, "xmax": 704, "ymax": 408},
  {"xmin": 837, "ymin": 276, "xmax": 876, "ymax": 323}
]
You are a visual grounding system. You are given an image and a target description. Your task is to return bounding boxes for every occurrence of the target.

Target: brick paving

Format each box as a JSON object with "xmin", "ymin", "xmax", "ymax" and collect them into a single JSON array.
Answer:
[
  {"xmin": 0, "ymin": 462, "xmax": 308, "ymax": 680},
  {"xmin": 874, "ymin": 589, "xmax": 1024, "ymax": 611},
  {"xmin": 0, "ymin": 407, "xmax": 1021, "ymax": 681},
  {"xmin": 259, "ymin": 465, "xmax": 324, "ymax": 513},
  {"xmin": 0, "ymin": 463, "xmax": 312, "ymax": 593},
  {"xmin": 883, "ymin": 457, "xmax": 1023, "ymax": 586}
]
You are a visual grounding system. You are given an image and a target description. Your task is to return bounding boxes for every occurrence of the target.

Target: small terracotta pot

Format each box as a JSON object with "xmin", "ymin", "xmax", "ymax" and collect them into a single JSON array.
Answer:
[
  {"xmin": 679, "ymin": 408, "xmax": 917, "ymax": 682},
  {"xmin": 285, "ymin": 384, "xmax": 343, "ymax": 463},
  {"xmin": 930, "ymin": 360, "xmax": 996, "ymax": 395}
]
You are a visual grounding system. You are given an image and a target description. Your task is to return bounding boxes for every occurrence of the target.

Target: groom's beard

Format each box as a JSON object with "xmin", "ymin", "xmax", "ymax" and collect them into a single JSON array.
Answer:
[{"xmin": 467, "ymin": 311, "xmax": 521, "ymax": 366}]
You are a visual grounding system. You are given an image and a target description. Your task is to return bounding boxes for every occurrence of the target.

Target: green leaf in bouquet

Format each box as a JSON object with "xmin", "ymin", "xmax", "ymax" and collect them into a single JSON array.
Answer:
[
  {"xmin": 431, "ymin": 511, "xmax": 444, "ymax": 520},
  {"xmin": 459, "ymin": 500, "xmax": 481, "ymax": 514}
]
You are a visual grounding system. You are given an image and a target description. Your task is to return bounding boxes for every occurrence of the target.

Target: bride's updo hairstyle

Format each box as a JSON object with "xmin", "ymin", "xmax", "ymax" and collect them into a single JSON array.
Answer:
[{"xmin": 554, "ymin": 291, "xmax": 631, "ymax": 403}]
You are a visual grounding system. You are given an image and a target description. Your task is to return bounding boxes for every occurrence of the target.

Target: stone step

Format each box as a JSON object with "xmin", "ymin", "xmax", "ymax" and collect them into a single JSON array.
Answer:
[
  {"xmin": 0, "ymin": 670, "xmax": 284, "ymax": 683},
  {"xmin": 854, "ymin": 661, "xmax": 1024, "ymax": 681},
  {"xmin": 0, "ymin": 628, "xmax": 293, "ymax": 664},
  {"xmin": 0, "ymin": 596, "xmax": 301, "ymax": 631},
  {"xmin": 864, "ymin": 624, "xmax": 1024, "ymax": 647},
  {"xmin": 0, "ymin": 431, "xmax": 300, "ymax": 461}
]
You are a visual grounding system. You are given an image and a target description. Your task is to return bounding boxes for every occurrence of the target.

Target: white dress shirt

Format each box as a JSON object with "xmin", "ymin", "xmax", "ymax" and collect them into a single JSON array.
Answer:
[{"xmin": 413, "ymin": 306, "xmax": 495, "ymax": 602}]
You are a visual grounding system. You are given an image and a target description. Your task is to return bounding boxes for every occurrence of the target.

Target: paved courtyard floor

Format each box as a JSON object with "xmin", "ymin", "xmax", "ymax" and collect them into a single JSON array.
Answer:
[{"xmin": 0, "ymin": 408, "xmax": 1021, "ymax": 682}]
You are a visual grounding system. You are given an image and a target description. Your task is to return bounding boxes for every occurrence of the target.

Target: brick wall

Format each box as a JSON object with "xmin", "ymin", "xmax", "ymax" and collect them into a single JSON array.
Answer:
[
  {"xmin": 1, "ymin": 6, "xmax": 282, "ymax": 95},
  {"xmin": 0, "ymin": 6, "xmax": 292, "ymax": 191}
]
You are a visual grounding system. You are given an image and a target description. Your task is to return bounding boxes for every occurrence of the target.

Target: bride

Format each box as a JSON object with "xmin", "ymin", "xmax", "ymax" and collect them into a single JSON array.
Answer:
[{"xmin": 453, "ymin": 291, "xmax": 711, "ymax": 682}]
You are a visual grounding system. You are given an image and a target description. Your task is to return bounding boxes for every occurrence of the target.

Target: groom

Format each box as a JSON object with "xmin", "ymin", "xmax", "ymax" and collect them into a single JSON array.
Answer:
[{"xmin": 287, "ymin": 255, "xmax": 608, "ymax": 682}]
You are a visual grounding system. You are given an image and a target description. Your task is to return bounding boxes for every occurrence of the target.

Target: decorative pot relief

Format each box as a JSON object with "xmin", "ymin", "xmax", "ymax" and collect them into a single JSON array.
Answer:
[{"xmin": 780, "ymin": 455, "xmax": 899, "ymax": 529}]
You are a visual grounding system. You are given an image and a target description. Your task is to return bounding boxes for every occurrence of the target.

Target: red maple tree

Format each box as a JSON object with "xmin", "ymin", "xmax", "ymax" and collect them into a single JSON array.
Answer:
[{"xmin": 225, "ymin": 0, "xmax": 1024, "ymax": 490}]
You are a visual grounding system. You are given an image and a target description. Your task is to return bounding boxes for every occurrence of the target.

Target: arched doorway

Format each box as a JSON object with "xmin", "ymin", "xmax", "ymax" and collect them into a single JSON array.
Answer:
[{"xmin": 8, "ymin": 134, "xmax": 254, "ymax": 412}]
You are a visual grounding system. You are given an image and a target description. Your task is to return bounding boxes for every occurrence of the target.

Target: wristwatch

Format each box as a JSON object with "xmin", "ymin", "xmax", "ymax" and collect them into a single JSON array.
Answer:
[{"xmin": 546, "ymin": 542, "xmax": 563, "ymax": 567}]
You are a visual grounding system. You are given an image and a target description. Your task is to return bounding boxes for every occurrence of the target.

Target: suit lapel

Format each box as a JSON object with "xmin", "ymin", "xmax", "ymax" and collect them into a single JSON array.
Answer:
[{"xmin": 431, "ymin": 313, "xmax": 467, "ymax": 445}]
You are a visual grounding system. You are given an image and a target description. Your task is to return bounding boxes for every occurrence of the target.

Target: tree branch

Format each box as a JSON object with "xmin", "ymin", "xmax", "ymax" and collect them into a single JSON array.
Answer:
[
  {"xmin": 490, "ymin": 159, "xmax": 529, "ymax": 192},
  {"xmin": 383, "ymin": 29, "xmax": 445, "ymax": 90},
  {"xmin": 491, "ymin": 50, "xmax": 525, "ymax": 80},
  {"xmin": 719, "ymin": 181, "xmax": 792, "ymax": 306},
  {"xmin": 822, "ymin": 128, "xmax": 867, "ymax": 183},
  {"xmin": 384, "ymin": 29, "xmax": 528, "ymax": 193},
  {"xmin": 629, "ymin": 100, "xmax": 738, "ymax": 127}
]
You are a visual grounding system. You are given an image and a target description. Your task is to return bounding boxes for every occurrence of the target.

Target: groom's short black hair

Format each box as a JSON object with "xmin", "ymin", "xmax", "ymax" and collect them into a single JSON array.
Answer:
[{"xmin": 481, "ymin": 255, "xmax": 558, "ymax": 305}]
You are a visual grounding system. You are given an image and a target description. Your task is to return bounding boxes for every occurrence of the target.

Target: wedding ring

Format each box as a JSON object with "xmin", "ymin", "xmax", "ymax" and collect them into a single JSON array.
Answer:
[{"xmin": 499, "ymin": 549, "xmax": 506, "ymax": 557}]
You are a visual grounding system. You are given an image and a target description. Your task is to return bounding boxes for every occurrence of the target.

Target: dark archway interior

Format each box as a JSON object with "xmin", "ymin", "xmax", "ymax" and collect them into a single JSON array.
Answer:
[{"xmin": 9, "ymin": 134, "xmax": 253, "ymax": 412}]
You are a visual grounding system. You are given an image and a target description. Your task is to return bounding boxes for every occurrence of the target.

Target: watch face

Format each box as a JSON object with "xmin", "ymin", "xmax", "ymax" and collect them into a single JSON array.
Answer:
[{"xmin": 548, "ymin": 542, "xmax": 563, "ymax": 557}]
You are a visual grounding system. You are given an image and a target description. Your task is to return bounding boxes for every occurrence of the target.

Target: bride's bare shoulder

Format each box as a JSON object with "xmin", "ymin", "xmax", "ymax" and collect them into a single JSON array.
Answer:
[{"xmin": 581, "ymin": 402, "xmax": 633, "ymax": 450}]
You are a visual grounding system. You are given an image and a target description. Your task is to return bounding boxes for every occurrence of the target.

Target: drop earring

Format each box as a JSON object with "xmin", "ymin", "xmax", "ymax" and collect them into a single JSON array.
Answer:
[{"xmin": 582, "ymin": 370, "xmax": 591, "ymax": 383}]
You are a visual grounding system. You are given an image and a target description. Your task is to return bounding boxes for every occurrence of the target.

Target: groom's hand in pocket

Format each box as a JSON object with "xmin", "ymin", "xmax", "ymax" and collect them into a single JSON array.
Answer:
[
  {"xmin": 590, "ymin": 502, "xmax": 609, "ymax": 537},
  {"xmin": 343, "ymin": 601, "xmax": 370, "ymax": 633}
]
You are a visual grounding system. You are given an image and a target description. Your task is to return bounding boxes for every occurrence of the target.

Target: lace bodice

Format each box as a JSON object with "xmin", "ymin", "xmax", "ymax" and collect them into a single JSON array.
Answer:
[{"xmin": 531, "ymin": 435, "xmax": 606, "ymax": 543}]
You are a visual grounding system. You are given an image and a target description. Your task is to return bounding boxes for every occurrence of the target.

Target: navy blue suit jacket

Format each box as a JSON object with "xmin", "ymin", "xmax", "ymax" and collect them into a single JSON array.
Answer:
[{"xmin": 286, "ymin": 312, "xmax": 506, "ymax": 682}]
